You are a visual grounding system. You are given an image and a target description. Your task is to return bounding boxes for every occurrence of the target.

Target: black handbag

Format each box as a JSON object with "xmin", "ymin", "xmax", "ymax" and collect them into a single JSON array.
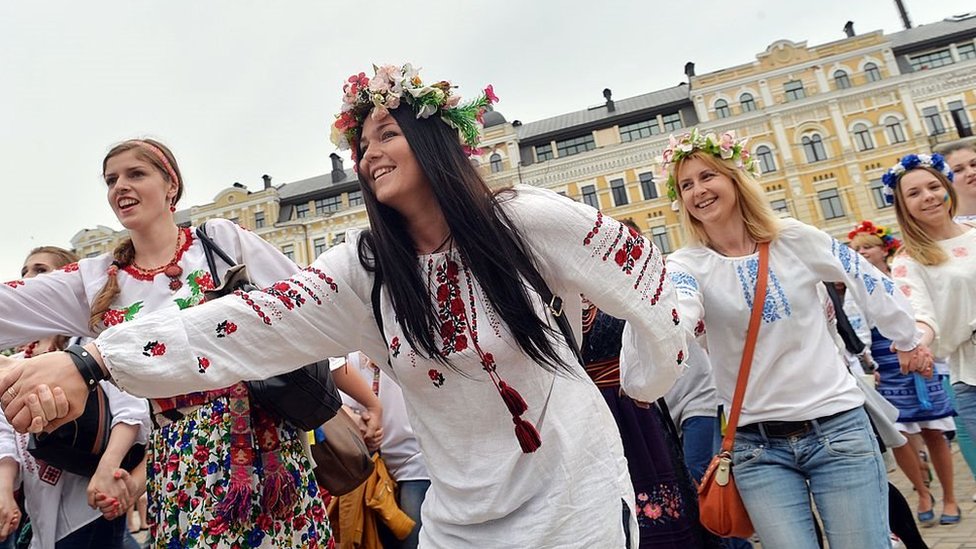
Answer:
[
  {"xmin": 195, "ymin": 224, "xmax": 342, "ymax": 431},
  {"xmin": 28, "ymin": 384, "xmax": 146, "ymax": 477}
]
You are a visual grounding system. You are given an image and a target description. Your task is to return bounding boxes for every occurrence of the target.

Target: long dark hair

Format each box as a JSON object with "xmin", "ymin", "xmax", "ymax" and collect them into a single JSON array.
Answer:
[{"xmin": 356, "ymin": 106, "xmax": 568, "ymax": 371}]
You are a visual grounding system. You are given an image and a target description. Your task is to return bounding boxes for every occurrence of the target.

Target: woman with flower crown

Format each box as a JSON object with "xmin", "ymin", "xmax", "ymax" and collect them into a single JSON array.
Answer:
[
  {"xmin": 0, "ymin": 139, "xmax": 332, "ymax": 548},
  {"xmin": 660, "ymin": 129, "xmax": 932, "ymax": 548},
  {"xmin": 884, "ymin": 152, "xmax": 975, "ymax": 525},
  {"xmin": 0, "ymin": 64, "xmax": 686, "ymax": 548},
  {"xmin": 849, "ymin": 219, "xmax": 957, "ymax": 527}
]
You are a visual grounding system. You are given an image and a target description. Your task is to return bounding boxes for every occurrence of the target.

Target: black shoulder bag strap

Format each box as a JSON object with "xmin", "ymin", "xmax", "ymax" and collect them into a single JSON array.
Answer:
[{"xmin": 195, "ymin": 222, "xmax": 238, "ymax": 286}]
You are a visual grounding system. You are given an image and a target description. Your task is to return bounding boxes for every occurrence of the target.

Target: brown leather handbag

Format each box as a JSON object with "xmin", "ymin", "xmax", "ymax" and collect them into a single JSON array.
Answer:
[
  {"xmin": 310, "ymin": 408, "xmax": 375, "ymax": 496},
  {"xmin": 697, "ymin": 241, "xmax": 769, "ymax": 539}
]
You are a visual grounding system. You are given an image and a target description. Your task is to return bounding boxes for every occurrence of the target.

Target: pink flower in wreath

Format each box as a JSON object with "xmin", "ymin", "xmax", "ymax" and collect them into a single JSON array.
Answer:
[{"xmin": 484, "ymin": 84, "xmax": 499, "ymax": 104}]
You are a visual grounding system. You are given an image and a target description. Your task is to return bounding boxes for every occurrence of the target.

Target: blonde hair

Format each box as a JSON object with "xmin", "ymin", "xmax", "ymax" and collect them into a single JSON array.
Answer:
[
  {"xmin": 672, "ymin": 150, "xmax": 781, "ymax": 247},
  {"xmin": 849, "ymin": 232, "xmax": 884, "ymax": 251},
  {"xmin": 892, "ymin": 167, "xmax": 957, "ymax": 266},
  {"xmin": 90, "ymin": 139, "xmax": 182, "ymax": 331}
]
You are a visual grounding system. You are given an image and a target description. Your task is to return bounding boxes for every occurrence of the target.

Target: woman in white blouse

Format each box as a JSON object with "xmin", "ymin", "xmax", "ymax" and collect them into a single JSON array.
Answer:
[
  {"xmin": 662, "ymin": 130, "xmax": 931, "ymax": 549},
  {"xmin": 887, "ymin": 152, "xmax": 976, "ymax": 524},
  {"xmin": 0, "ymin": 64, "xmax": 685, "ymax": 548}
]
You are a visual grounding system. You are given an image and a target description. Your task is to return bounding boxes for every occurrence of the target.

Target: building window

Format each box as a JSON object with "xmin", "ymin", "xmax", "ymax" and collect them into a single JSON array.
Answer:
[
  {"xmin": 639, "ymin": 172, "xmax": 658, "ymax": 200},
  {"xmin": 610, "ymin": 179, "xmax": 628, "ymax": 206},
  {"xmin": 313, "ymin": 238, "xmax": 327, "ymax": 257},
  {"xmin": 959, "ymin": 42, "xmax": 976, "ymax": 61},
  {"xmin": 740, "ymin": 93, "xmax": 757, "ymax": 112},
  {"xmin": 714, "ymin": 99, "xmax": 731, "ymax": 118},
  {"xmin": 833, "ymin": 70, "xmax": 851, "ymax": 90},
  {"xmin": 555, "ymin": 134, "xmax": 596, "ymax": 157},
  {"xmin": 801, "ymin": 134, "xmax": 828, "ymax": 163},
  {"xmin": 490, "ymin": 153, "xmax": 503, "ymax": 173},
  {"xmin": 910, "ymin": 49, "xmax": 954, "ymax": 71},
  {"xmin": 281, "ymin": 245, "xmax": 295, "ymax": 261},
  {"xmin": 864, "ymin": 62, "xmax": 882, "ymax": 82},
  {"xmin": 581, "ymin": 184, "xmax": 599, "ymax": 209},
  {"xmin": 662, "ymin": 113, "xmax": 683, "ymax": 132},
  {"xmin": 852, "ymin": 123, "xmax": 874, "ymax": 151},
  {"xmin": 784, "ymin": 80, "xmax": 806, "ymax": 102},
  {"xmin": 535, "ymin": 143, "xmax": 553, "ymax": 162},
  {"xmin": 922, "ymin": 106, "xmax": 945, "ymax": 135},
  {"xmin": 756, "ymin": 146, "xmax": 776, "ymax": 173},
  {"xmin": 818, "ymin": 189, "xmax": 846, "ymax": 220},
  {"xmin": 315, "ymin": 196, "xmax": 342, "ymax": 215},
  {"xmin": 870, "ymin": 180, "xmax": 891, "ymax": 209},
  {"xmin": 254, "ymin": 211, "xmax": 266, "ymax": 228},
  {"xmin": 619, "ymin": 119, "xmax": 661, "ymax": 142},
  {"xmin": 651, "ymin": 226, "xmax": 672, "ymax": 254},
  {"xmin": 348, "ymin": 190, "xmax": 363, "ymax": 206},
  {"xmin": 295, "ymin": 203, "xmax": 309, "ymax": 219},
  {"xmin": 770, "ymin": 199, "xmax": 790, "ymax": 214},
  {"xmin": 948, "ymin": 100, "xmax": 972, "ymax": 134},
  {"xmin": 884, "ymin": 117, "xmax": 906, "ymax": 144}
]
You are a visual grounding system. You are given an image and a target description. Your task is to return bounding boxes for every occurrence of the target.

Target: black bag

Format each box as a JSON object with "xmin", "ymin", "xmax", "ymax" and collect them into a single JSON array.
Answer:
[
  {"xmin": 195, "ymin": 224, "xmax": 342, "ymax": 432},
  {"xmin": 28, "ymin": 384, "xmax": 146, "ymax": 477}
]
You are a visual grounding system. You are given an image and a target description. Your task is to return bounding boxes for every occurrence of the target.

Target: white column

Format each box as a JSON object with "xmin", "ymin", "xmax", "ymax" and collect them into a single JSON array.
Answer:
[
  {"xmin": 770, "ymin": 114, "xmax": 795, "ymax": 165},
  {"xmin": 828, "ymin": 100, "xmax": 852, "ymax": 151},
  {"xmin": 814, "ymin": 67, "xmax": 830, "ymax": 94},
  {"xmin": 898, "ymin": 85, "xmax": 924, "ymax": 136}
]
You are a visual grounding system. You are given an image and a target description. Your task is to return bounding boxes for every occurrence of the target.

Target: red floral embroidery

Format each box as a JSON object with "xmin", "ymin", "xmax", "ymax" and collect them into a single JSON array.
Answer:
[
  {"xmin": 59, "ymin": 262, "xmax": 79, "ymax": 273},
  {"xmin": 676, "ymin": 349, "xmax": 685, "ymax": 365},
  {"xmin": 694, "ymin": 319, "xmax": 706, "ymax": 337},
  {"xmin": 193, "ymin": 272, "xmax": 215, "ymax": 291},
  {"xmin": 671, "ymin": 308, "xmax": 679, "ymax": 326},
  {"xmin": 583, "ymin": 212, "xmax": 604, "ymax": 246},
  {"xmin": 390, "ymin": 336, "xmax": 401, "ymax": 357},
  {"xmin": 952, "ymin": 246, "xmax": 969, "ymax": 258},
  {"xmin": 215, "ymin": 320, "xmax": 238, "ymax": 338},
  {"xmin": 428, "ymin": 369, "xmax": 445, "ymax": 387},
  {"xmin": 102, "ymin": 301, "xmax": 144, "ymax": 327},
  {"xmin": 143, "ymin": 341, "xmax": 166, "ymax": 357},
  {"xmin": 649, "ymin": 265, "xmax": 667, "ymax": 306},
  {"xmin": 611, "ymin": 227, "xmax": 645, "ymax": 275},
  {"xmin": 892, "ymin": 265, "xmax": 908, "ymax": 278},
  {"xmin": 237, "ymin": 268, "xmax": 337, "ymax": 326},
  {"xmin": 433, "ymin": 259, "xmax": 469, "ymax": 355},
  {"xmin": 899, "ymin": 285, "xmax": 912, "ymax": 297},
  {"xmin": 3, "ymin": 280, "xmax": 24, "ymax": 288},
  {"xmin": 197, "ymin": 356, "xmax": 210, "ymax": 373}
]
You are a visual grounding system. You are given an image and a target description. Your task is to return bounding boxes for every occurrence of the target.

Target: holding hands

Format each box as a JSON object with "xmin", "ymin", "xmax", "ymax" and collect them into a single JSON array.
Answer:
[
  {"xmin": 896, "ymin": 343, "xmax": 935, "ymax": 378},
  {"xmin": 0, "ymin": 349, "xmax": 94, "ymax": 433}
]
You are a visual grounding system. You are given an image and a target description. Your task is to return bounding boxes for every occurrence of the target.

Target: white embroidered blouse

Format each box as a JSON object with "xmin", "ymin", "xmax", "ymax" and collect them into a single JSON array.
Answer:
[
  {"xmin": 85, "ymin": 186, "xmax": 684, "ymax": 548},
  {"xmin": 667, "ymin": 218, "xmax": 921, "ymax": 426}
]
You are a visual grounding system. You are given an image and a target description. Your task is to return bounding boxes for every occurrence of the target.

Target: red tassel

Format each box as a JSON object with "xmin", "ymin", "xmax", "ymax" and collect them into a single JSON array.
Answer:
[
  {"xmin": 499, "ymin": 381, "xmax": 527, "ymax": 416},
  {"xmin": 215, "ymin": 469, "xmax": 254, "ymax": 523},
  {"xmin": 513, "ymin": 416, "xmax": 541, "ymax": 453},
  {"xmin": 260, "ymin": 454, "xmax": 299, "ymax": 518}
]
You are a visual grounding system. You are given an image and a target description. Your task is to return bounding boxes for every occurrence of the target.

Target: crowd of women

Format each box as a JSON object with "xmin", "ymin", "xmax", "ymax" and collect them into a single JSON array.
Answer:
[{"xmin": 0, "ymin": 62, "xmax": 972, "ymax": 548}]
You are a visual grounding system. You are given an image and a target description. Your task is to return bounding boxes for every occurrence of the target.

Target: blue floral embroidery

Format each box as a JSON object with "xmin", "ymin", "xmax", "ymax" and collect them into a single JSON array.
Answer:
[
  {"xmin": 882, "ymin": 277, "xmax": 895, "ymax": 296},
  {"xmin": 736, "ymin": 259, "xmax": 791, "ymax": 323},
  {"xmin": 862, "ymin": 273, "xmax": 878, "ymax": 295},
  {"xmin": 669, "ymin": 271, "xmax": 699, "ymax": 297}
]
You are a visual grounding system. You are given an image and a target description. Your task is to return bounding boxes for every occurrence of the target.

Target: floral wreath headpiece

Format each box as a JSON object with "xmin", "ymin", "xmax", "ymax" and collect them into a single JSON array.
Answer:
[
  {"xmin": 661, "ymin": 128, "xmax": 761, "ymax": 205},
  {"xmin": 330, "ymin": 63, "xmax": 498, "ymax": 164},
  {"xmin": 879, "ymin": 153, "xmax": 954, "ymax": 204},
  {"xmin": 848, "ymin": 220, "xmax": 901, "ymax": 254}
]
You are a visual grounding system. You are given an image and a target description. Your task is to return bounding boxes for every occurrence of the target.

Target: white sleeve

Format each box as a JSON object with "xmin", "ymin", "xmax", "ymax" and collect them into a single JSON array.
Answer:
[
  {"xmin": 665, "ymin": 257, "xmax": 708, "ymax": 348},
  {"xmin": 503, "ymin": 186, "xmax": 687, "ymax": 402},
  {"xmin": 890, "ymin": 255, "xmax": 949, "ymax": 353},
  {"xmin": 0, "ymin": 415, "xmax": 21, "ymax": 467},
  {"xmin": 95, "ymin": 237, "xmax": 387, "ymax": 398},
  {"xmin": 0, "ymin": 265, "xmax": 94, "ymax": 347},
  {"xmin": 781, "ymin": 219, "xmax": 920, "ymax": 351},
  {"xmin": 103, "ymin": 382, "xmax": 151, "ymax": 446}
]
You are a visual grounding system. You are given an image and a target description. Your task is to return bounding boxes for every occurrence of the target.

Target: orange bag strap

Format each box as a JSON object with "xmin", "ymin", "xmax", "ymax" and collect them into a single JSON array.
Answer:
[{"xmin": 720, "ymin": 241, "xmax": 770, "ymax": 454}]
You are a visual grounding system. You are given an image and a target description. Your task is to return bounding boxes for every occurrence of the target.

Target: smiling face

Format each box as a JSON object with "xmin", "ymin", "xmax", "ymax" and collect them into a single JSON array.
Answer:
[
  {"xmin": 946, "ymin": 147, "xmax": 976, "ymax": 203},
  {"xmin": 357, "ymin": 110, "xmax": 435, "ymax": 215},
  {"xmin": 103, "ymin": 149, "xmax": 179, "ymax": 231},
  {"xmin": 676, "ymin": 155, "xmax": 740, "ymax": 227},
  {"xmin": 897, "ymin": 168, "xmax": 953, "ymax": 231}
]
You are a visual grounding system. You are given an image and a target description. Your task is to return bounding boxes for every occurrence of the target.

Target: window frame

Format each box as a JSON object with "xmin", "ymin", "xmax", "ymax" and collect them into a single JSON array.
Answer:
[
  {"xmin": 818, "ymin": 188, "xmax": 846, "ymax": 220},
  {"xmin": 610, "ymin": 178, "xmax": 629, "ymax": 206},
  {"xmin": 662, "ymin": 112, "xmax": 683, "ymax": 132},
  {"xmin": 489, "ymin": 152, "xmax": 503, "ymax": 173},
  {"xmin": 639, "ymin": 172, "xmax": 657, "ymax": 200},
  {"xmin": 535, "ymin": 143, "xmax": 554, "ymax": 162},
  {"xmin": 313, "ymin": 237, "xmax": 327, "ymax": 257},
  {"xmin": 254, "ymin": 211, "xmax": 266, "ymax": 228},
  {"xmin": 784, "ymin": 80, "xmax": 806, "ymax": 102},
  {"xmin": 555, "ymin": 134, "xmax": 596, "ymax": 158},
  {"xmin": 833, "ymin": 70, "xmax": 851, "ymax": 90},
  {"xmin": 650, "ymin": 225, "xmax": 672, "ymax": 254},
  {"xmin": 581, "ymin": 184, "xmax": 599, "ymax": 209},
  {"xmin": 922, "ymin": 106, "xmax": 946, "ymax": 136},
  {"xmin": 852, "ymin": 123, "xmax": 874, "ymax": 151},
  {"xmin": 884, "ymin": 117, "xmax": 906, "ymax": 144},
  {"xmin": 864, "ymin": 62, "xmax": 882, "ymax": 82},
  {"xmin": 802, "ymin": 134, "xmax": 828, "ymax": 163},
  {"xmin": 619, "ymin": 119, "xmax": 661, "ymax": 142},
  {"xmin": 756, "ymin": 145, "xmax": 776, "ymax": 173},
  {"xmin": 348, "ymin": 190, "xmax": 364, "ymax": 207},
  {"xmin": 714, "ymin": 99, "xmax": 731, "ymax": 119},
  {"xmin": 740, "ymin": 93, "xmax": 757, "ymax": 112},
  {"xmin": 295, "ymin": 203, "xmax": 310, "ymax": 219},
  {"xmin": 315, "ymin": 195, "xmax": 342, "ymax": 215},
  {"xmin": 869, "ymin": 180, "xmax": 891, "ymax": 209}
]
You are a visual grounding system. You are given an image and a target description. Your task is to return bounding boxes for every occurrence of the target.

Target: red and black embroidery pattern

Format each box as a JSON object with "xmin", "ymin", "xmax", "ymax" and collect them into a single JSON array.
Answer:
[
  {"xmin": 197, "ymin": 357, "xmax": 211, "ymax": 373},
  {"xmin": 694, "ymin": 319, "xmax": 706, "ymax": 338},
  {"xmin": 236, "ymin": 268, "xmax": 338, "ymax": 327},
  {"xmin": 216, "ymin": 320, "xmax": 238, "ymax": 338},
  {"xmin": 671, "ymin": 308, "xmax": 679, "ymax": 325},
  {"xmin": 143, "ymin": 341, "xmax": 167, "ymax": 357},
  {"xmin": 428, "ymin": 369, "xmax": 445, "ymax": 387},
  {"xmin": 4, "ymin": 280, "xmax": 24, "ymax": 288},
  {"xmin": 433, "ymin": 259, "xmax": 469, "ymax": 355},
  {"xmin": 390, "ymin": 337, "xmax": 401, "ymax": 358},
  {"xmin": 103, "ymin": 301, "xmax": 144, "ymax": 327},
  {"xmin": 59, "ymin": 262, "xmax": 79, "ymax": 273}
]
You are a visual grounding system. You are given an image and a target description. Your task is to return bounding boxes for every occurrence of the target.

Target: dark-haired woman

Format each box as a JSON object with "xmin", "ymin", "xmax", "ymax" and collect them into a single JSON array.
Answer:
[
  {"xmin": 0, "ymin": 139, "xmax": 331, "ymax": 548},
  {"xmin": 0, "ymin": 65, "xmax": 685, "ymax": 548}
]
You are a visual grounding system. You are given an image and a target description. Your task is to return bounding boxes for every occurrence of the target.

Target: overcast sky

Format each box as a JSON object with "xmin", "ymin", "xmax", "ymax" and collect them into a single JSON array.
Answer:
[{"xmin": 1, "ymin": 0, "xmax": 973, "ymax": 278}]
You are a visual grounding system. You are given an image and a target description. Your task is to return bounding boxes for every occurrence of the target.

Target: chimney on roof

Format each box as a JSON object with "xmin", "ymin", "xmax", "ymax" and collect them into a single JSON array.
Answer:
[
  {"xmin": 684, "ymin": 62, "xmax": 696, "ymax": 79},
  {"xmin": 843, "ymin": 21, "xmax": 855, "ymax": 38},
  {"xmin": 330, "ymin": 153, "xmax": 345, "ymax": 183},
  {"xmin": 603, "ymin": 88, "xmax": 615, "ymax": 113},
  {"xmin": 894, "ymin": 0, "xmax": 912, "ymax": 29},
  {"xmin": 262, "ymin": 174, "xmax": 272, "ymax": 189}
]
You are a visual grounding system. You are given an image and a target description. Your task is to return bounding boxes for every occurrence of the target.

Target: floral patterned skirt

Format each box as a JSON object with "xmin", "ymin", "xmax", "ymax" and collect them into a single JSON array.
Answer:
[{"xmin": 145, "ymin": 396, "xmax": 332, "ymax": 548}]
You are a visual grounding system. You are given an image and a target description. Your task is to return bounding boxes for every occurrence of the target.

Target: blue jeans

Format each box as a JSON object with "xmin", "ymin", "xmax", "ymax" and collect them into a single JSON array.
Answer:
[
  {"xmin": 732, "ymin": 407, "xmax": 888, "ymax": 549},
  {"xmin": 55, "ymin": 516, "xmax": 126, "ymax": 549},
  {"xmin": 953, "ymin": 382, "xmax": 976, "ymax": 472}
]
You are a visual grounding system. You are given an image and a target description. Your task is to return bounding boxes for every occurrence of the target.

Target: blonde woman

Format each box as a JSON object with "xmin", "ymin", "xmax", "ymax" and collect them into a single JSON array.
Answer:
[
  {"xmin": 661, "ymin": 130, "xmax": 931, "ymax": 548},
  {"xmin": 887, "ymin": 153, "xmax": 974, "ymax": 525}
]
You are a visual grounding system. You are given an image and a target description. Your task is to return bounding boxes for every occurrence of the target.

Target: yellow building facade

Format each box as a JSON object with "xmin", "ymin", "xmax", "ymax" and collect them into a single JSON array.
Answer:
[{"xmin": 73, "ymin": 14, "xmax": 976, "ymax": 262}]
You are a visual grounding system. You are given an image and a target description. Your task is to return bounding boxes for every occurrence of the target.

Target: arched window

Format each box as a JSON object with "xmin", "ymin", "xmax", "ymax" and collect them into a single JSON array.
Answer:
[
  {"xmin": 884, "ymin": 117, "xmax": 906, "ymax": 144},
  {"xmin": 864, "ymin": 62, "xmax": 882, "ymax": 82},
  {"xmin": 490, "ymin": 153, "xmax": 503, "ymax": 173},
  {"xmin": 852, "ymin": 123, "xmax": 874, "ymax": 151},
  {"xmin": 802, "ymin": 134, "xmax": 828, "ymax": 163},
  {"xmin": 740, "ymin": 93, "xmax": 757, "ymax": 112},
  {"xmin": 833, "ymin": 70, "xmax": 851, "ymax": 90},
  {"xmin": 714, "ymin": 99, "xmax": 731, "ymax": 119},
  {"xmin": 756, "ymin": 146, "xmax": 776, "ymax": 173}
]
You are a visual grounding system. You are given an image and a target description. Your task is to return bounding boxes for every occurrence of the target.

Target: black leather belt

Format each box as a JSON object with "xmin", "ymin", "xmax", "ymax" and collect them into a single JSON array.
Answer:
[{"xmin": 739, "ymin": 409, "xmax": 850, "ymax": 438}]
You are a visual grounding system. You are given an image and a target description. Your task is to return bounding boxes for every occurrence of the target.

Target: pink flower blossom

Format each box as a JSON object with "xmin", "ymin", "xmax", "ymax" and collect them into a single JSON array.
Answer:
[{"xmin": 484, "ymin": 84, "xmax": 499, "ymax": 104}]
